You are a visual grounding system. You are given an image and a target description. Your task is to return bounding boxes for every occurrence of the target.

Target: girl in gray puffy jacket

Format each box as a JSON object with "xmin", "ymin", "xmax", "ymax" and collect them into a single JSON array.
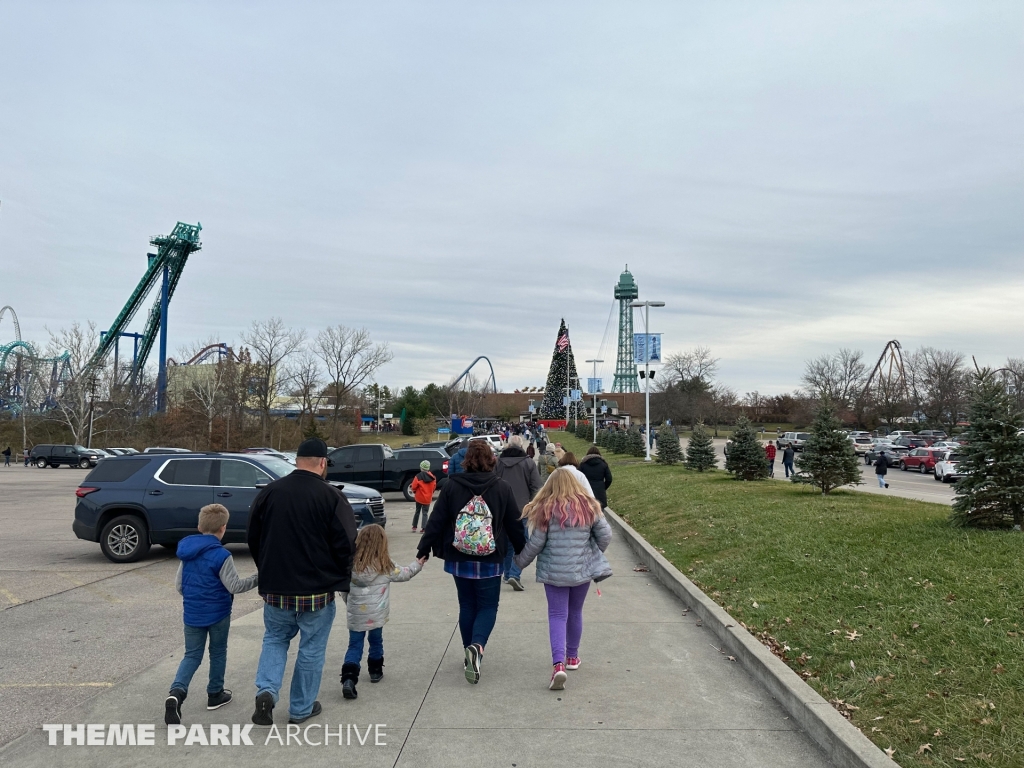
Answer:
[
  {"xmin": 515, "ymin": 468, "xmax": 613, "ymax": 691},
  {"xmin": 341, "ymin": 525, "xmax": 426, "ymax": 700}
]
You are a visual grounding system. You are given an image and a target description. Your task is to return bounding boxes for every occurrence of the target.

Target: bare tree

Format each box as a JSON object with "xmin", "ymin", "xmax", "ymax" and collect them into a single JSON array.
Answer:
[
  {"xmin": 801, "ymin": 348, "xmax": 866, "ymax": 410},
  {"xmin": 904, "ymin": 347, "xmax": 969, "ymax": 432},
  {"xmin": 314, "ymin": 325, "xmax": 393, "ymax": 432},
  {"xmin": 173, "ymin": 339, "xmax": 232, "ymax": 449},
  {"xmin": 706, "ymin": 383, "xmax": 738, "ymax": 437},
  {"xmin": 44, "ymin": 322, "xmax": 102, "ymax": 444},
  {"xmin": 241, "ymin": 318, "xmax": 306, "ymax": 441},
  {"xmin": 290, "ymin": 349, "xmax": 325, "ymax": 436},
  {"xmin": 662, "ymin": 346, "xmax": 719, "ymax": 387}
]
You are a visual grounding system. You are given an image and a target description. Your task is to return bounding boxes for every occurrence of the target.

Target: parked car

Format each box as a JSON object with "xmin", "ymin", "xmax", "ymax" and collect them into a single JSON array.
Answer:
[
  {"xmin": 420, "ymin": 439, "xmax": 463, "ymax": 456},
  {"xmin": 934, "ymin": 452, "xmax": 965, "ymax": 483},
  {"xmin": 892, "ymin": 436, "xmax": 929, "ymax": 449},
  {"xmin": 30, "ymin": 444, "xmax": 104, "ymax": 469},
  {"xmin": 864, "ymin": 444, "xmax": 909, "ymax": 465},
  {"xmin": 898, "ymin": 447, "xmax": 946, "ymax": 474},
  {"xmin": 470, "ymin": 434, "xmax": 505, "ymax": 453},
  {"xmin": 143, "ymin": 447, "xmax": 192, "ymax": 454},
  {"xmin": 327, "ymin": 443, "xmax": 449, "ymax": 501},
  {"xmin": 918, "ymin": 430, "xmax": 948, "ymax": 442},
  {"xmin": 848, "ymin": 437, "xmax": 874, "ymax": 455},
  {"xmin": 887, "ymin": 430, "xmax": 916, "ymax": 440},
  {"xmin": 777, "ymin": 432, "xmax": 811, "ymax": 450},
  {"xmin": 73, "ymin": 453, "xmax": 386, "ymax": 563},
  {"xmin": 930, "ymin": 441, "xmax": 961, "ymax": 451}
]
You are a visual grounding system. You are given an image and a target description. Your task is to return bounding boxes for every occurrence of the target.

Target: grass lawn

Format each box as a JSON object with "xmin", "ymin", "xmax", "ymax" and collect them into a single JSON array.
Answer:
[{"xmin": 551, "ymin": 431, "xmax": 1024, "ymax": 767}]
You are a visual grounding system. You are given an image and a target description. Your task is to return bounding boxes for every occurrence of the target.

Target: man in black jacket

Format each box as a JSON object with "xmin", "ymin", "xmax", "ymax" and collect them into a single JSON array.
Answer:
[{"xmin": 247, "ymin": 438, "xmax": 357, "ymax": 726}]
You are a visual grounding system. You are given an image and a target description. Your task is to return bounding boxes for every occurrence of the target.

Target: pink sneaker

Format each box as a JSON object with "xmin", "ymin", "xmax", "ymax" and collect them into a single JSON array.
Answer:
[
  {"xmin": 566, "ymin": 656, "xmax": 581, "ymax": 670},
  {"xmin": 549, "ymin": 662, "xmax": 567, "ymax": 690}
]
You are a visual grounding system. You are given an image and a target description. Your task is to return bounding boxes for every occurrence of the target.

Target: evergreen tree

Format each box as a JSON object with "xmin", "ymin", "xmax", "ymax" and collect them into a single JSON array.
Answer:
[
  {"xmin": 609, "ymin": 428, "xmax": 625, "ymax": 454},
  {"xmin": 685, "ymin": 421, "xmax": 717, "ymax": 471},
  {"xmin": 656, "ymin": 423, "xmax": 683, "ymax": 464},
  {"xmin": 302, "ymin": 418, "xmax": 323, "ymax": 440},
  {"xmin": 626, "ymin": 426, "xmax": 646, "ymax": 457},
  {"xmin": 540, "ymin": 319, "xmax": 586, "ymax": 420},
  {"xmin": 793, "ymin": 399, "xmax": 861, "ymax": 494},
  {"xmin": 400, "ymin": 406, "xmax": 416, "ymax": 436},
  {"xmin": 951, "ymin": 370, "xmax": 1024, "ymax": 528},
  {"xmin": 725, "ymin": 416, "xmax": 769, "ymax": 480}
]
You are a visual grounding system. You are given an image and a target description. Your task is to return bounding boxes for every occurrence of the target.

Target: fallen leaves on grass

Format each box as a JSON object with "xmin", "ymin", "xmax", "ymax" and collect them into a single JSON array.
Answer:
[
  {"xmin": 917, "ymin": 743, "xmax": 932, "ymax": 755},
  {"xmin": 884, "ymin": 747, "xmax": 895, "ymax": 758},
  {"xmin": 846, "ymin": 630, "xmax": 861, "ymax": 641}
]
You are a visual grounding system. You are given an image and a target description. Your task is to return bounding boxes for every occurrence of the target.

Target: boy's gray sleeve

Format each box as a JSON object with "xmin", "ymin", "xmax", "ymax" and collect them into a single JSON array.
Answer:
[
  {"xmin": 175, "ymin": 561, "xmax": 183, "ymax": 595},
  {"xmin": 218, "ymin": 556, "xmax": 259, "ymax": 594}
]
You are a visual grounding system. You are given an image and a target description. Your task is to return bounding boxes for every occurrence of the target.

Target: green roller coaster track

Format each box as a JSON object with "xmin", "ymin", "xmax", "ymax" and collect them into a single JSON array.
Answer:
[{"xmin": 87, "ymin": 221, "xmax": 202, "ymax": 383}]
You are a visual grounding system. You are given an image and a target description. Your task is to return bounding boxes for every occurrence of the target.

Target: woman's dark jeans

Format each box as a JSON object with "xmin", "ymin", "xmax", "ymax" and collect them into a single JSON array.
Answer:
[{"xmin": 453, "ymin": 576, "xmax": 501, "ymax": 648}]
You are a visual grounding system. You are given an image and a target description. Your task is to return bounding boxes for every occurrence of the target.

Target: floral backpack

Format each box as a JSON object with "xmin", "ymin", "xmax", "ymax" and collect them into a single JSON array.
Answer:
[{"xmin": 452, "ymin": 495, "xmax": 496, "ymax": 556}]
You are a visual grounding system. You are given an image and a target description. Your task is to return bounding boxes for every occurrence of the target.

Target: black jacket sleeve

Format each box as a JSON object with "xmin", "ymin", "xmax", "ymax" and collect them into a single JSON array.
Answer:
[
  {"xmin": 502, "ymin": 487, "xmax": 526, "ymax": 554},
  {"xmin": 247, "ymin": 487, "xmax": 270, "ymax": 567},
  {"xmin": 603, "ymin": 461, "xmax": 613, "ymax": 490},
  {"xmin": 417, "ymin": 484, "xmax": 451, "ymax": 559},
  {"xmin": 330, "ymin": 490, "xmax": 357, "ymax": 580}
]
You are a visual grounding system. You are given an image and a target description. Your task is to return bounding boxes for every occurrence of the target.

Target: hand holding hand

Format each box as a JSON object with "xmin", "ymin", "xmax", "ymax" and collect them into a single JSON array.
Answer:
[{"xmin": 417, "ymin": 556, "xmax": 428, "ymax": 565}]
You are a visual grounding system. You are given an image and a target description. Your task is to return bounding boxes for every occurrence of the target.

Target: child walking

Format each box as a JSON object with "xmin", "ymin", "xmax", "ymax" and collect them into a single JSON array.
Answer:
[
  {"xmin": 341, "ymin": 524, "xmax": 426, "ymax": 699},
  {"xmin": 410, "ymin": 460, "xmax": 436, "ymax": 532},
  {"xmin": 515, "ymin": 468, "xmax": 612, "ymax": 690},
  {"xmin": 165, "ymin": 504, "xmax": 258, "ymax": 724}
]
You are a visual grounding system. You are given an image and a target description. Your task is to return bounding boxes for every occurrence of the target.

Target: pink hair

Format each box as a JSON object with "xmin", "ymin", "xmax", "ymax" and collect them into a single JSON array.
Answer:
[{"xmin": 522, "ymin": 467, "xmax": 602, "ymax": 532}]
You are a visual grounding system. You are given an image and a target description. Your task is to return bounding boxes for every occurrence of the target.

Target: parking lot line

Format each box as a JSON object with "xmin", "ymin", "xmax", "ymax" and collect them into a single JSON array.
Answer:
[{"xmin": 0, "ymin": 587, "xmax": 22, "ymax": 605}]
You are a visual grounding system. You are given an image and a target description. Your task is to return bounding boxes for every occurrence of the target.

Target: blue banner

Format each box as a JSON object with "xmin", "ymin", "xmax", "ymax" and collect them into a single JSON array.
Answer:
[
  {"xmin": 587, "ymin": 378, "xmax": 602, "ymax": 394},
  {"xmin": 633, "ymin": 333, "xmax": 662, "ymax": 364}
]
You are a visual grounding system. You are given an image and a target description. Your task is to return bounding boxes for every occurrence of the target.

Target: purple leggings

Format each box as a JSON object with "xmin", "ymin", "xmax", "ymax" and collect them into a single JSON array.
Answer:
[{"xmin": 544, "ymin": 583, "xmax": 590, "ymax": 665}]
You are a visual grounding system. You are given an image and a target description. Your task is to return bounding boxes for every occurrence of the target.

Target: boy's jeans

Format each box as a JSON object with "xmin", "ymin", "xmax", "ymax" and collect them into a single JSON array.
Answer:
[
  {"xmin": 255, "ymin": 601, "xmax": 336, "ymax": 720},
  {"xmin": 344, "ymin": 628, "xmax": 384, "ymax": 668},
  {"xmin": 877, "ymin": 474, "xmax": 886, "ymax": 488},
  {"xmin": 784, "ymin": 460, "xmax": 794, "ymax": 478},
  {"xmin": 170, "ymin": 614, "xmax": 230, "ymax": 695},
  {"xmin": 413, "ymin": 503, "xmax": 429, "ymax": 528}
]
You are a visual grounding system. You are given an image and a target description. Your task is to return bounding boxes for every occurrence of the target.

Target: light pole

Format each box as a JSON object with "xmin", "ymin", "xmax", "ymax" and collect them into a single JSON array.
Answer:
[
  {"xmin": 585, "ymin": 358, "xmax": 603, "ymax": 443},
  {"xmin": 630, "ymin": 300, "xmax": 665, "ymax": 462}
]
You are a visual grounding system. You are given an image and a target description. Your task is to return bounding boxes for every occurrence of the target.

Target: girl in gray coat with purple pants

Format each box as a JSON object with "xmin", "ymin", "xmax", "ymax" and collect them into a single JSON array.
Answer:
[{"xmin": 515, "ymin": 467, "xmax": 612, "ymax": 691}]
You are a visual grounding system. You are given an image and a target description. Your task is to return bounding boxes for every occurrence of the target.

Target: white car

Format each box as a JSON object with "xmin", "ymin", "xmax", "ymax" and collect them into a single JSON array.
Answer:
[
  {"xmin": 470, "ymin": 435, "xmax": 504, "ymax": 454},
  {"xmin": 930, "ymin": 441, "xmax": 961, "ymax": 450},
  {"xmin": 934, "ymin": 451, "xmax": 965, "ymax": 483},
  {"xmin": 848, "ymin": 437, "xmax": 874, "ymax": 455}
]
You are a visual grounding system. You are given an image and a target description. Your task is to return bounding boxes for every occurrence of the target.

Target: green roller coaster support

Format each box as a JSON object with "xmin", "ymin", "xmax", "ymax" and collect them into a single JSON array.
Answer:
[{"xmin": 86, "ymin": 222, "xmax": 202, "ymax": 387}]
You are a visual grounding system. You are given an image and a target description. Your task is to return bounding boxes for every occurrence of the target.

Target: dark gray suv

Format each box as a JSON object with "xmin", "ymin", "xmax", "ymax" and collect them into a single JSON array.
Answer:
[{"xmin": 74, "ymin": 453, "xmax": 386, "ymax": 563}]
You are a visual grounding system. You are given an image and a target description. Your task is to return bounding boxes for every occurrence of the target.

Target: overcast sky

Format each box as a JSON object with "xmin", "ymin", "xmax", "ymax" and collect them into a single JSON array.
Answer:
[{"xmin": 1, "ymin": 2, "xmax": 1021, "ymax": 396}]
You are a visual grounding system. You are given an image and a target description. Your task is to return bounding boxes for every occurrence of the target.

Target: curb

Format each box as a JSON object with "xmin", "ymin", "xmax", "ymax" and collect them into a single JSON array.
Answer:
[{"xmin": 604, "ymin": 508, "xmax": 899, "ymax": 768}]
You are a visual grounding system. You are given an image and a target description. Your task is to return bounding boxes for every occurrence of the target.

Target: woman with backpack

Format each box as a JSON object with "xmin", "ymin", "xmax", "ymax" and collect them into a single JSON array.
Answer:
[
  {"xmin": 515, "ymin": 467, "xmax": 613, "ymax": 690},
  {"xmin": 417, "ymin": 441, "xmax": 526, "ymax": 685}
]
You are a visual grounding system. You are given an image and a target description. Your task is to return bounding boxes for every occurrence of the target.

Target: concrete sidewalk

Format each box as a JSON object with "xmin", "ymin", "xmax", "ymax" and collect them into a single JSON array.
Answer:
[{"xmin": 0, "ymin": 505, "xmax": 832, "ymax": 768}]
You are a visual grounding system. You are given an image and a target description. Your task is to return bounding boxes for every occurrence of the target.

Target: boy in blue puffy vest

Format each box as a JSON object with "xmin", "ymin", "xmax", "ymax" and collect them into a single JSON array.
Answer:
[{"xmin": 165, "ymin": 504, "xmax": 258, "ymax": 725}]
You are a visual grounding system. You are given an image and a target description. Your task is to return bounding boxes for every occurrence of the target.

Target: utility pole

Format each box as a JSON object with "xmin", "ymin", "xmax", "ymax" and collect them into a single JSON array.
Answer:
[
  {"xmin": 630, "ymin": 300, "xmax": 665, "ymax": 462},
  {"xmin": 585, "ymin": 358, "xmax": 604, "ymax": 444}
]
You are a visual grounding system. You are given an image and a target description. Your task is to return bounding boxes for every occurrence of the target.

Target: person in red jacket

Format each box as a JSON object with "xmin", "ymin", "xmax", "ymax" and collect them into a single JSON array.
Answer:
[
  {"xmin": 410, "ymin": 461, "xmax": 437, "ymax": 533},
  {"xmin": 764, "ymin": 442, "xmax": 777, "ymax": 478}
]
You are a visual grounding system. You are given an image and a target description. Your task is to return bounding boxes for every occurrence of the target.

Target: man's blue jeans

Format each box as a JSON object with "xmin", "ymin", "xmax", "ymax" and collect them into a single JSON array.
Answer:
[
  {"xmin": 344, "ymin": 628, "xmax": 384, "ymax": 669},
  {"xmin": 255, "ymin": 601, "xmax": 336, "ymax": 720},
  {"xmin": 503, "ymin": 522, "xmax": 527, "ymax": 580},
  {"xmin": 784, "ymin": 460, "xmax": 794, "ymax": 478},
  {"xmin": 170, "ymin": 614, "xmax": 230, "ymax": 695}
]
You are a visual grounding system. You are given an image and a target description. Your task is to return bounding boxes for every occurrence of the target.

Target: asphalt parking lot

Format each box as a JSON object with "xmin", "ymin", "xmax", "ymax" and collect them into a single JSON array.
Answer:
[{"xmin": 0, "ymin": 465, "xmax": 406, "ymax": 748}]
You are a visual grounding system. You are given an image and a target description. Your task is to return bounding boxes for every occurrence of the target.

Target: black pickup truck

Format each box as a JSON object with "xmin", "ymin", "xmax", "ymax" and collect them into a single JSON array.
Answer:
[{"xmin": 326, "ymin": 444, "xmax": 449, "ymax": 501}]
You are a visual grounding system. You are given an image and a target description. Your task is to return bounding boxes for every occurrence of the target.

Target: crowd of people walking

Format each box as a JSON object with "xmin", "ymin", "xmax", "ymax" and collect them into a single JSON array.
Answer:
[{"xmin": 164, "ymin": 429, "xmax": 616, "ymax": 726}]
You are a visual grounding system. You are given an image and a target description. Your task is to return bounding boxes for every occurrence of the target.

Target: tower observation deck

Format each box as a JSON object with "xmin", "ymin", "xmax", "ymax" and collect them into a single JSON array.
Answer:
[{"xmin": 612, "ymin": 267, "xmax": 639, "ymax": 393}]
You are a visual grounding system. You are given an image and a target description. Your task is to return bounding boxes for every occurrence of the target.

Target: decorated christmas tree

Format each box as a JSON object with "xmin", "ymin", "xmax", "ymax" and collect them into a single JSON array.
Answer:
[
  {"xmin": 951, "ymin": 370, "xmax": 1024, "ymax": 528},
  {"xmin": 541, "ymin": 319, "xmax": 586, "ymax": 420},
  {"xmin": 793, "ymin": 399, "xmax": 862, "ymax": 494},
  {"xmin": 685, "ymin": 422, "xmax": 717, "ymax": 471},
  {"xmin": 725, "ymin": 416, "xmax": 769, "ymax": 481},
  {"xmin": 656, "ymin": 424, "xmax": 683, "ymax": 465}
]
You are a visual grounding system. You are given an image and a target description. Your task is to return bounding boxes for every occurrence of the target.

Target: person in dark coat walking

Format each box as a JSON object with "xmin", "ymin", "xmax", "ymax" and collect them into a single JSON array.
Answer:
[
  {"xmin": 494, "ymin": 436, "xmax": 542, "ymax": 591},
  {"xmin": 2, "ymin": 447, "xmax": 10, "ymax": 467},
  {"xmin": 449, "ymin": 440, "xmax": 470, "ymax": 475},
  {"xmin": 417, "ymin": 441, "xmax": 526, "ymax": 685},
  {"xmin": 782, "ymin": 445, "xmax": 796, "ymax": 478},
  {"xmin": 247, "ymin": 438, "xmax": 357, "ymax": 726},
  {"xmin": 578, "ymin": 447, "xmax": 613, "ymax": 508},
  {"xmin": 874, "ymin": 452, "xmax": 889, "ymax": 489}
]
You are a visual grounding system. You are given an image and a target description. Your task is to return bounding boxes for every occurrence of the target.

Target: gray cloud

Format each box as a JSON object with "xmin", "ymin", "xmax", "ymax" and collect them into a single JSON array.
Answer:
[{"xmin": 1, "ymin": 1, "xmax": 1021, "ymax": 395}]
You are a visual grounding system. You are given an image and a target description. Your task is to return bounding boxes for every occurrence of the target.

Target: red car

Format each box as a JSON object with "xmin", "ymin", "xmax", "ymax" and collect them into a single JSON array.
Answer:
[{"xmin": 899, "ymin": 448, "xmax": 946, "ymax": 474}]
